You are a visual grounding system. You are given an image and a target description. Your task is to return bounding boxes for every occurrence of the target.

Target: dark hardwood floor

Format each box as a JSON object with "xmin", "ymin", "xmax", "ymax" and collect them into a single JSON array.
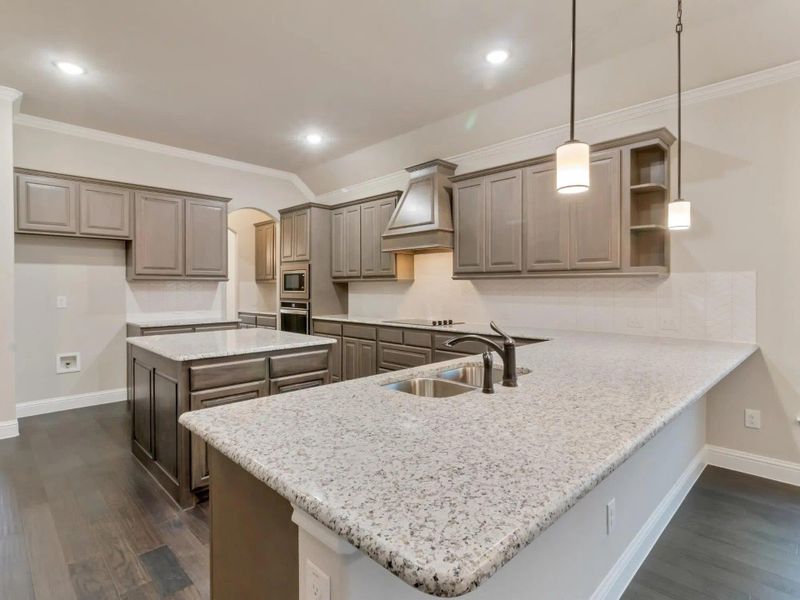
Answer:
[
  {"xmin": 2, "ymin": 403, "xmax": 799, "ymax": 599},
  {"xmin": 623, "ymin": 466, "xmax": 800, "ymax": 600},
  {"xmin": 0, "ymin": 402, "xmax": 209, "ymax": 599}
]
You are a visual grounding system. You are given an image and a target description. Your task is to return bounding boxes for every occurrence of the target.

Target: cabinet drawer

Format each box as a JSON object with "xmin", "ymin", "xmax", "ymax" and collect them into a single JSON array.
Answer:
[
  {"xmin": 256, "ymin": 314, "xmax": 277, "ymax": 328},
  {"xmin": 433, "ymin": 349, "xmax": 471, "ymax": 363},
  {"xmin": 403, "ymin": 329, "xmax": 432, "ymax": 348},
  {"xmin": 269, "ymin": 370, "xmax": 329, "ymax": 395},
  {"xmin": 195, "ymin": 323, "xmax": 239, "ymax": 332},
  {"xmin": 377, "ymin": 327, "xmax": 403, "ymax": 344},
  {"xmin": 433, "ymin": 333, "xmax": 500, "ymax": 354},
  {"xmin": 142, "ymin": 326, "xmax": 195, "ymax": 336},
  {"xmin": 378, "ymin": 343, "xmax": 432, "ymax": 370},
  {"xmin": 269, "ymin": 349, "xmax": 329, "ymax": 378},
  {"xmin": 313, "ymin": 320, "xmax": 342, "ymax": 335},
  {"xmin": 239, "ymin": 313, "xmax": 256, "ymax": 325},
  {"xmin": 342, "ymin": 323, "xmax": 377, "ymax": 340},
  {"xmin": 190, "ymin": 357, "xmax": 267, "ymax": 391}
]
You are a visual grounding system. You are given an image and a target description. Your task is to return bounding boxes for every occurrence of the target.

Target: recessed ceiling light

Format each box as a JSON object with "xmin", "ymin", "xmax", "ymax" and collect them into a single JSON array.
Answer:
[
  {"xmin": 305, "ymin": 132, "xmax": 323, "ymax": 145},
  {"xmin": 485, "ymin": 49, "xmax": 509, "ymax": 65},
  {"xmin": 54, "ymin": 61, "xmax": 86, "ymax": 75}
]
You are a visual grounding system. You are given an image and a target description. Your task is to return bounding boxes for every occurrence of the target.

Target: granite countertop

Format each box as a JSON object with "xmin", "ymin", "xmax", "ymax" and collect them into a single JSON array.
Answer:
[
  {"xmin": 313, "ymin": 314, "xmax": 550, "ymax": 338},
  {"xmin": 127, "ymin": 328, "xmax": 334, "ymax": 361},
  {"xmin": 127, "ymin": 315, "xmax": 240, "ymax": 328},
  {"xmin": 180, "ymin": 326, "xmax": 757, "ymax": 597}
]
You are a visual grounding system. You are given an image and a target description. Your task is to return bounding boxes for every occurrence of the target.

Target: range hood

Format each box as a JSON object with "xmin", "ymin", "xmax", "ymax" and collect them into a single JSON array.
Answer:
[{"xmin": 381, "ymin": 159, "xmax": 458, "ymax": 252}]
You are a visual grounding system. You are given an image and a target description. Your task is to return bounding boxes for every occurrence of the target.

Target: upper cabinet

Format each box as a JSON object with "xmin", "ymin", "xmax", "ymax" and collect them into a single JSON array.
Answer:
[
  {"xmin": 280, "ymin": 208, "xmax": 311, "ymax": 262},
  {"xmin": 16, "ymin": 173, "xmax": 81, "ymax": 236},
  {"xmin": 330, "ymin": 192, "xmax": 413, "ymax": 282},
  {"xmin": 254, "ymin": 220, "xmax": 276, "ymax": 282},
  {"xmin": 185, "ymin": 198, "xmax": 227, "ymax": 278},
  {"xmin": 78, "ymin": 182, "xmax": 132, "ymax": 238},
  {"xmin": 451, "ymin": 128, "xmax": 674, "ymax": 278}
]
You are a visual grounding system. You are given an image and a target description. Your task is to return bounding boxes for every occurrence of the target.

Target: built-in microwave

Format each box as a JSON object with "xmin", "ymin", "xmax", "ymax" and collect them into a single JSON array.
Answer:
[{"xmin": 280, "ymin": 263, "xmax": 310, "ymax": 300}]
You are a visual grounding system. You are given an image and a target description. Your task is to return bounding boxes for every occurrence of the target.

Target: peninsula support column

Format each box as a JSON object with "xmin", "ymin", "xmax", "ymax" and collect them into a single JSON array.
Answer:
[{"xmin": 0, "ymin": 87, "xmax": 21, "ymax": 439}]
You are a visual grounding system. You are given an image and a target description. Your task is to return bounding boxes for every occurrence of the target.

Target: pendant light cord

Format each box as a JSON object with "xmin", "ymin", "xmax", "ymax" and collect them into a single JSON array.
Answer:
[
  {"xmin": 676, "ymin": 0, "xmax": 683, "ymax": 199},
  {"xmin": 570, "ymin": 0, "xmax": 577, "ymax": 141}
]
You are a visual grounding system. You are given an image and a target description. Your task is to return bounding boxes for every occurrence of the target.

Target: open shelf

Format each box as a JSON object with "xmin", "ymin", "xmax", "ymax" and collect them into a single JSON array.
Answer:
[
  {"xmin": 630, "ymin": 183, "xmax": 667, "ymax": 193},
  {"xmin": 628, "ymin": 143, "xmax": 669, "ymax": 271},
  {"xmin": 630, "ymin": 224, "xmax": 666, "ymax": 232},
  {"xmin": 630, "ymin": 145, "xmax": 667, "ymax": 187}
]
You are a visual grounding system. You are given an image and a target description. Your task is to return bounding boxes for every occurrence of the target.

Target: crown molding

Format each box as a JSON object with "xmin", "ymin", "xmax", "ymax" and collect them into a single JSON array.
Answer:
[
  {"xmin": 315, "ymin": 59, "xmax": 800, "ymax": 203},
  {"xmin": 13, "ymin": 113, "xmax": 315, "ymax": 200}
]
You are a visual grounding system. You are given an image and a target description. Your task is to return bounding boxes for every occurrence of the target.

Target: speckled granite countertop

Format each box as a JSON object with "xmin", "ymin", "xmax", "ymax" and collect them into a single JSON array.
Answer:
[
  {"xmin": 127, "ymin": 315, "xmax": 240, "ymax": 328},
  {"xmin": 127, "ymin": 328, "xmax": 333, "ymax": 361},
  {"xmin": 180, "ymin": 325, "xmax": 757, "ymax": 596},
  {"xmin": 313, "ymin": 314, "xmax": 550, "ymax": 338}
]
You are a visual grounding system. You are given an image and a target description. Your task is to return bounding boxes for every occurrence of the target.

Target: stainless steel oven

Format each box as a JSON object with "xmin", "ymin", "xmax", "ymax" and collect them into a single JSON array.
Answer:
[
  {"xmin": 280, "ymin": 301, "xmax": 310, "ymax": 334},
  {"xmin": 280, "ymin": 263, "xmax": 310, "ymax": 301}
]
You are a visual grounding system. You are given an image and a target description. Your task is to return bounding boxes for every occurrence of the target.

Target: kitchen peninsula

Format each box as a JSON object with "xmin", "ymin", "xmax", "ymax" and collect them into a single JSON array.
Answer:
[
  {"xmin": 181, "ymin": 322, "xmax": 757, "ymax": 599},
  {"xmin": 128, "ymin": 327, "xmax": 334, "ymax": 507}
]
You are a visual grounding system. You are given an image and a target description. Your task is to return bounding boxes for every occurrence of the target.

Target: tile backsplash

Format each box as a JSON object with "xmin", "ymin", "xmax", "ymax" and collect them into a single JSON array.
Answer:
[
  {"xmin": 126, "ymin": 280, "xmax": 223, "ymax": 321},
  {"xmin": 348, "ymin": 253, "xmax": 756, "ymax": 343}
]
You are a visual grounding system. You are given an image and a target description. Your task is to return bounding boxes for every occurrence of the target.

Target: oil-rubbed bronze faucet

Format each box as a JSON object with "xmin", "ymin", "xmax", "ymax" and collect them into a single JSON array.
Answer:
[{"xmin": 444, "ymin": 322, "xmax": 517, "ymax": 393}]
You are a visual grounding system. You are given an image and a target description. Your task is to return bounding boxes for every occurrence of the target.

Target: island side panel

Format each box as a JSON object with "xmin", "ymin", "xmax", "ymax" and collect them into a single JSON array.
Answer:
[{"xmin": 210, "ymin": 447, "xmax": 299, "ymax": 600}]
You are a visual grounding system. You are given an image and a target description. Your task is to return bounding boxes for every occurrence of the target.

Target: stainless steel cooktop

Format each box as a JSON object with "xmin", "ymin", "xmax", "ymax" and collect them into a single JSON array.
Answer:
[{"xmin": 382, "ymin": 318, "xmax": 465, "ymax": 327}]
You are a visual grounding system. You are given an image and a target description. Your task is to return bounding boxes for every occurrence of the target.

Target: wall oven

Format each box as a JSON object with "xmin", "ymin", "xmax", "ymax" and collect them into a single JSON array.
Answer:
[
  {"xmin": 280, "ymin": 263, "xmax": 310, "ymax": 301},
  {"xmin": 280, "ymin": 301, "xmax": 310, "ymax": 335}
]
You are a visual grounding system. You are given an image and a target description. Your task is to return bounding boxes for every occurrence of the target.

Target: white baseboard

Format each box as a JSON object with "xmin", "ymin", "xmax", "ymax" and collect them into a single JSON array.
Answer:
[
  {"xmin": 591, "ymin": 447, "xmax": 706, "ymax": 600},
  {"xmin": 706, "ymin": 444, "xmax": 800, "ymax": 487},
  {"xmin": 0, "ymin": 419, "xmax": 20, "ymax": 440},
  {"xmin": 17, "ymin": 387, "xmax": 127, "ymax": 418}
]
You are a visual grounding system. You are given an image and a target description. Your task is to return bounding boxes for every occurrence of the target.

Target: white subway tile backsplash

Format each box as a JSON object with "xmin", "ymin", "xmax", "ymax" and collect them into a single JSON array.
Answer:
[{"xmin": 347, "ymin": 254, "xmax": 756, "ymax": 343}]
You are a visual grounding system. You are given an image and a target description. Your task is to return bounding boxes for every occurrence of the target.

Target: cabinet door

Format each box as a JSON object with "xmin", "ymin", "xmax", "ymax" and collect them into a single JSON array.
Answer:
[
  {"xmin": 331, "ymin": 208, "xmax": 347, "ymax": 278},
  {"xmin": 186, "ymin": 198, "xmax": 227, "ymax": 278},
  {"xmin": 453, "ymin": 177, "xmax": 485, "ymax": 273},
  {"xmin": 524, "ymin": 162, "xmax": 570, "ymax": 271},
  {"xmin": 378, "ymin": 343, "xmax": 432, "ymax": 371},
  {"xmin": 569, "ymin": 151, "xmax": 621, "ymax": 270},
  {"xmin": 356, "ymin": 339, "xmax": 377, "ymax": 378},
  {"xmin": 376, "ymin": 197, "xmax": 397, "ymax": 276},
  {"xmin": 78, "ymin": 182, "xmax": 132, "ymax": 238},
  {"xmin": 132, "ymin": 361, "xmax": 153, "ymax": 457},
  {"xmin": 16, "ymin": 174, "xmax": 78, "ymax": 234},
  {"xmin": 342, "ymin": 337, "xmax": 358, "ymax": 381},
  {"xmin": 133, "ymin": 191, "xmax": 185, "ymax": 276},
  {"xmin": 280, "ymin": 212, "xmax": 294, "ymax": 262},
  {"xmin": 485, "ymin": 170, "xmax": 522, "ymax": 272},
  {"xmin": 190, "ymin": 381, "xmax": 264, "ymax": 489},
  {"xmin": 344, "ymin": 205, "xmax": 361, "ymax": 278},
  {"xmin": 361, "ymin": 197, "xmax": 397, "ymax": 277},
  {"xmin": 255, "ymin": 222, "xmax": 275, "ymax": 281},
  {"xmin": 153, "ymin": 371, "xmax": 179, "ymax": 482},
  {"xmin": 316, "ymin": 334, "xmax": 342, "ymax": 382},
  {"xmin": 292, "ymin": 208, "xmax": 311, "ymax": 261}
]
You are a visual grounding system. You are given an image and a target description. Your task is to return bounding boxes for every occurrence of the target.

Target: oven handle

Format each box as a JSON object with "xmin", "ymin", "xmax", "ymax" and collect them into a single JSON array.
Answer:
[{"xmin": 280, "ymin": 309, "xmax": 309, "ymax": 315}]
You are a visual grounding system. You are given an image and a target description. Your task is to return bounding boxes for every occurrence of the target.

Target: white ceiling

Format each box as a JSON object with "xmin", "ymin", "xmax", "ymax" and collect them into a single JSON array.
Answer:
[{"xmin": 1, "ymin": 0, "xmax": 798, "ymax": 173}]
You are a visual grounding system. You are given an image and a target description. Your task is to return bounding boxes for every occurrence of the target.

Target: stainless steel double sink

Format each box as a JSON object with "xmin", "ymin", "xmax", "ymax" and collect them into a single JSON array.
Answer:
[{"xmin": 382, "ymin": 365, "xmax": 530, "ymax": 398}]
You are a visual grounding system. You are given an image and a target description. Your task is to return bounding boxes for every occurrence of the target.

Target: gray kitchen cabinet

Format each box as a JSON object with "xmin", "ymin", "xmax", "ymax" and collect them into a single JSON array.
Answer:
[
  {"xmin": 569, "ymin": 150, "xmax": 621, "ymax": 270},
  {"xmin": 280, "ymin": 208, "xmax": 311, "ymax": 262},
  {"xmin": 377, "ymin": 343, "xmax": 432, "ymax": 371},
  {"xmin": 314, "ymin": 334, "xmax": 342, "ymax": 382},
  {"xmin": 16, "ymin": 173, "xmax": 79, "ymax": 234},
  {"xmin": 78, "ymin": 182, "xmax": 132, "ymax": 239},
  {"xmin": 342, "ymin": 337, "xmax": 376, "ymax": 380},
  {"xmin": 331, "ymin": 205, "xmax": 362, "ymax": 279},
  {"xmin": 254, "ymin": 221, "xmax": 276, "ymax": 281},
  {"xmin": 524, "ymin": 162, "xmax": 570, "ymax": 271},
  {"xmin": 132, "ymin": 191, "xmax": 185, "ymax": 277},
  {"xmin": 331, "ymin": 208, "xmax": 346, "ymax": 278},
  {"xmin": 186, "ymin": 198, "xmax": 228, "ymax": 278},
  {"xmin": 453, "ymin": 177, "xmax": 486, "ymax": 273},
  {"xmin": 361, "ymin": 196, "xmax": 398, "ymax": 277},
  {"xmin": 485, "ymin": 169, "xmax": 523, "ymax": 272}
]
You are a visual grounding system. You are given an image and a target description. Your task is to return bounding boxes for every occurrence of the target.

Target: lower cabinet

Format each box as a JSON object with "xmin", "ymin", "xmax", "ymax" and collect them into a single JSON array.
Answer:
[
  {"xmin": 377, "ymin": 343, "xmax": 432, "ymax": 371},
  {"xmin": 342, "ymin": 338, "xmax": 377, "ymax": 380},
  {"xmin": 269, "ymin": 370, "xmax": 329, "ymax": 394}
]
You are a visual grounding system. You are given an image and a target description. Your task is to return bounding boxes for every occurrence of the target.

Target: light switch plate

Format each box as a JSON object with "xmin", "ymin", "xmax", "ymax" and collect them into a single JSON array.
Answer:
[
  {"xmin": 305, "ymin": 559, "xmax": 330, "ymax": 600},
  {"xmin": 56, "ymin": 296, "xmax": 67, "ymax": 309},
  {"xmin": 744, "ymin": 409, "xmax": 761, "ymax": 430},
  {"xmin": 56, "ymin": 352, "xmax": 81, "ymax": 374}
]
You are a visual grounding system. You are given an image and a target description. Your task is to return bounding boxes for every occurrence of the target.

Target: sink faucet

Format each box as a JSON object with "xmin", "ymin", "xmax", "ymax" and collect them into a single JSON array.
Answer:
[{"xmin": 444, "ymin": 321, "xmax": 517, "ymax": 391}]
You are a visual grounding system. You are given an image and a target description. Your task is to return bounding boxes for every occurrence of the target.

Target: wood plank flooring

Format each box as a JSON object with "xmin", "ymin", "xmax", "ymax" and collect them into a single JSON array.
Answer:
[
  {"xmin": 0, "ymin": 402, "xmax": 209, "ymax": 600},
  {"xmin": 623, "ymin": 466, "xmax": 800, "ymax": 600},
  {"xmin": 1, "ymin": 403, "xmax": 798, "ymax": 599}
]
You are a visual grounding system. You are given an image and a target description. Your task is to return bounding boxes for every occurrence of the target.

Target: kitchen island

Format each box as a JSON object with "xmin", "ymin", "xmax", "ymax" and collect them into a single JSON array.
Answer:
[
  {"xmin": 180, "ymin": 323, "xmax": 757, "ymax": 599},
  {"xmin": 128, "ymin": 327, "xmax": 334, "ymax": 507}
]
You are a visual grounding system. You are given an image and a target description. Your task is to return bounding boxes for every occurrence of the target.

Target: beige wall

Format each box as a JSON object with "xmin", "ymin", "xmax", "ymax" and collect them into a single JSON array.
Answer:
[
  {"xmin": 228, "ymin": 208, "xmax": 278, "ymax": 313},
  {"xmin": 326, "ymin": 77, "xmax": 800, "ymax": 465},
  {"xmin": 0, "ymin": 91, "xmax": 20, "ymax": 429}
]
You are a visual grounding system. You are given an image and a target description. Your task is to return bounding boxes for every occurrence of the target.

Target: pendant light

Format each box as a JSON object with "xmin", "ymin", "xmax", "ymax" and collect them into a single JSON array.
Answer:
[
  {"xmin": 556, "ymin": 0, "xmax": 590, "ymax": 194},
  {"xmin": 668, "ymin": 0, "xmax": 690, "ymax": 229}
]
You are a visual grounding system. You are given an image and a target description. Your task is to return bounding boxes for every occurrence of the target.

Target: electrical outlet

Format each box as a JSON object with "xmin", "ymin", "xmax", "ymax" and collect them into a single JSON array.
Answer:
[
  {"xmin": 56, "ymin": 352, "xmax": 81, "ymax": 374},
  {"xmin": 744, "ymin": 409, "xmax": 761, "ymax": 430},
  {"xmin": 56, "ymin": 296, "xmax": 67, "ymax": 309},
  {"xmin": 626, "ymin": 317, "xmax": 643, "ymax": 329},
  {"xmin": 305, "ymin": 559, "xmax": 330, "ymax": 600},
  {"xmin": 606, "ymin": 498, "xmax": 616, "ymax": 535}
]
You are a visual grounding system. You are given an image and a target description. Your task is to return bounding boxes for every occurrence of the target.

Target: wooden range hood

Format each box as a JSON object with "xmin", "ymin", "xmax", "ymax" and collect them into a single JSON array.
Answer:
[{"xmin": 380, "ymin": 159, "xmax": 457, "ymax": 252}]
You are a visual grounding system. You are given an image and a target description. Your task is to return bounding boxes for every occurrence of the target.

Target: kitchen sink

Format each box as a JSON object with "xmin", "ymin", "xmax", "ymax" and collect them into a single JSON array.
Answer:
[
  {"xmin": 381, "ymin": 378, "xmax": 476, "ymax": 398},
  {"xmin": 436, "ymin": 365, "xmax": 532, "ymax": 387}
]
